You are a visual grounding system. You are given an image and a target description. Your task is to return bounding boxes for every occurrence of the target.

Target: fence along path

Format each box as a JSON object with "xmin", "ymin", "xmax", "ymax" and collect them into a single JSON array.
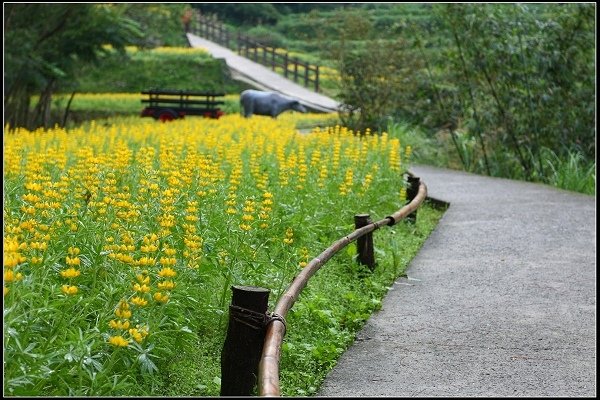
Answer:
[
  {"xmin": 186, "ymin": 32, "xmax": 340, "ymax": 114},
  {"xmin": 318, "ymin": 164, "xmax": 596, "ymax": 397}
]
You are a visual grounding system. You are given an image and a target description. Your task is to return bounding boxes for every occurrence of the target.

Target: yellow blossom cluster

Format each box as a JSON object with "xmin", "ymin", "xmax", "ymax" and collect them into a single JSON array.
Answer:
[{"xmin": 4, "ymin": 112, "xmax": 413, "ymax": 357}]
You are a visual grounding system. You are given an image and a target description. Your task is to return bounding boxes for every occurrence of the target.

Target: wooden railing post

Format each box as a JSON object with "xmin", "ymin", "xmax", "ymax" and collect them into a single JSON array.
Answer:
[
  {"xmin": 406, "ymin": 176, "xmax": 421, "ymax": 224},
  {"xmin": 221, "ymin": 285, "xmax": 270, "ymax": 396},
  {"xmin": 284, "ymin": 53, "xmax": 289, "ymax": 78},
  {"xmin": 354, "ymin": 214, "xmax": 375, "ymax": 270},
  {"xmin": 271, "ymin": 48, "xmax": 276, "ymax": 71},
  {"xmin": 293, "ymin": 58, "xmax": 299, "ymax": 83},
  {"xmin": 315, "ymin": 65, "xmax": 320, "ymax": 92},
  {"xmin": 304, "ymin": 64, "xmax": 309, "ymax": 88}
]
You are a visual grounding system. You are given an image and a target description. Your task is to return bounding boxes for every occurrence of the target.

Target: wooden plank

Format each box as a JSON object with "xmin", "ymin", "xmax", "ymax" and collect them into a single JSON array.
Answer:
[
  {"xmin": 141, "ymin": 99, "xmax": 225, "ymax": 106},
  {"xmin": 141, "ymin": 89, "xmax": 225, "ymax": 97}
]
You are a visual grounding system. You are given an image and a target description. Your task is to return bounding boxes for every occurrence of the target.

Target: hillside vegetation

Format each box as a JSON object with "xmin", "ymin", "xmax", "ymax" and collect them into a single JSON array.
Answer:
[
  {"xmin": 197, "ymin": 3, "xmax": 595, "ymax": 194},
  {"xmin": 4, "ymin": 3, "xmax": 594, "ymax": 195}
]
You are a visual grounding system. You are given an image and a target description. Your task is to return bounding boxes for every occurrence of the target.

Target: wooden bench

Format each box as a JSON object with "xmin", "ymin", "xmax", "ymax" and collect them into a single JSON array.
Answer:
[{"xmin": 141, "ymin": 89, "xmax": 226, "ymax": 121}]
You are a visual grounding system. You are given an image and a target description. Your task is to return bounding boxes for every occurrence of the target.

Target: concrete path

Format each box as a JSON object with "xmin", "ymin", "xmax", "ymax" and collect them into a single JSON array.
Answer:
[
  {"xmin": 186, "ymin": 33, "xmax": 340, "ymax": 113},
  {"xmin": 318, "ymin": 164, "xmax": 596, "ymax": 397}
]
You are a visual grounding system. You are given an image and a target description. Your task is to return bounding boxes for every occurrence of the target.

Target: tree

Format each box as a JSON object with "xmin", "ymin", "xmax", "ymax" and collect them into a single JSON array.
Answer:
[
  {"xmin": 331, "ymin": 11, "xmax": 424, "ymax": 134},
  {"xmin": 4, "ymin": 4, "xmax": 141, "ymax": 129},
  {"xmin": 433, "ymin": 3, "xmax": 595, "ymax": 178}
]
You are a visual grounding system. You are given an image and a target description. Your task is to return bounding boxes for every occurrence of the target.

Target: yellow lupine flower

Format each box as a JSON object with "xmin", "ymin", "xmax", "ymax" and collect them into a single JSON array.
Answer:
[
  {"xmin": 141, "ymin": 244, "xmax": 158, "ymax": 253},
  {"xmin": 158, "ymin": 267, "xmax": 176, "ymax": 278},
  {"xmin": 65, "ymin": 256, "xmax": 80, "ymax": 266},
  {"xmin": 153, "ymin": 291, "xmax": 169, "ymax": 303},
  {"xmin": 109, "ymin": 319, "xmax": 130, "ymax": 330},
  {"xmin": 4, "ymin": 269, "xmax": 24, "ymax": 282},
  {"xmin": 136, "ymin": 274, "xmax": 150, "ymax": 285},
  {"xmin": 115, "ymin": 300, "xmax": 132, "ymax": 319},
  {"xmin": 163, "ymin": 248, "xmax": 177, "ymax": 256},
  {"xmin": 159, "ymin": 257, "xmax": 176, "ymax": 267},
  {"xmin": 128, "ymin": 329, "xmax": 144, "ymax": 343},
  {"xmin": 400, "ymin": 187, "xmax": 407, "ymax": 202},
  {"xmin": 116, "ymin": 309, "xmax": 132, "ymax": 319},
  {"xmin": 60, "ymin": 268, "xmax": 81, "ymax": 279},
  {"xmin": 133, "ymin": 283, "xmax": 151, "ymax": 293},
  {"xmin": 61, "ymin": 285, "xmax": 78, "ymax": 295},
  {"xmin": 128, "ymin": 326, "xmax": 149, "ymax": 343},
  {"xmin": 157, "ymin": 280, "xmax": 176, "ymax": 291},
  {"xmin": 131, "ymin": 296, "xmax": 148, "ymax": 307},
  {"xmin": 108, "ymin": 335, "xmax": 130, "ymax": 347},
  {"xmin": 4, "ymin": 254, "xmax": 21, "ymax": 268},
  {"xmin": 30, "ymin": 257, "xmax": 43, "ymax": 265}
]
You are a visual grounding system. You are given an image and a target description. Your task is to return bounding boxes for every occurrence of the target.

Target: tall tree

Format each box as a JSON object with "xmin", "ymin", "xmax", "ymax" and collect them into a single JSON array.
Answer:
[
  {"xmin": 4, "ymin": 4, "xmax": 141, "ymax": 129},
  {"xmin": 434, "ymin": 3, "xmax": 595, "ymax": 178}
]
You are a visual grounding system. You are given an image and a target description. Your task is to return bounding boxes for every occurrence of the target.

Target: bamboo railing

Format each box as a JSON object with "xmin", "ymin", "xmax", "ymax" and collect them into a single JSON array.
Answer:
[{"xmin": 258, "ymin": 179, "xmax": 428, "ymax": 396}]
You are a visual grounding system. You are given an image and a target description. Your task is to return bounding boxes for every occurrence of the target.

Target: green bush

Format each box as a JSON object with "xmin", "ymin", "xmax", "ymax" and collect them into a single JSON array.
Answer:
[
  {"xmin": 74, "ymin": 49, "xmax": 246, "ymax": 94},
  {"xmin": 245, "ymin": 25, "xmax": 288, "ymax": 48}
]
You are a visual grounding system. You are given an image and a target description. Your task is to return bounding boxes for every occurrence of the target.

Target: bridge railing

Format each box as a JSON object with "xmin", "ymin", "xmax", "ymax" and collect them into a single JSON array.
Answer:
[{"xmin": 191, "ymin": 12, "xmax": 320, "ymax": 93}]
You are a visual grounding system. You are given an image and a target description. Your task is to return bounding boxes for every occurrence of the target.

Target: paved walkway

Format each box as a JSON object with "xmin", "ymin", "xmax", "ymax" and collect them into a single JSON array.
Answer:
[
  {"xmin": 319, "ymin": 164, "xmax": 596, "ymax": 397},
  {"xmin": 186, "ymin": 33, "xmax": 340, "ymax": 113}
]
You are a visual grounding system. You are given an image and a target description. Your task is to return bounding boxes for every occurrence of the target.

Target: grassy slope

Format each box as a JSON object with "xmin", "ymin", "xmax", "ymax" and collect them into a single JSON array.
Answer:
[{"xmin": 157, "ymin": 203, "xmax": 446, "ymax": 397}]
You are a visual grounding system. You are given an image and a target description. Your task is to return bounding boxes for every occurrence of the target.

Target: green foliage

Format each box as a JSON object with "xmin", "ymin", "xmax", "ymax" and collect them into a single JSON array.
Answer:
[
  {"xmin": 116, "ymin": 4, "xmax": 189, "ymax": 48},
  {"xmin": 329, "ymin": 13, "xmax": 424, "ymax": 133},
  {"xmin": 192, "ymin": 3, "xmax": 283, "ymax": 26},
  {"xmin": 433, "ymin": 3, "xmax": 596, "ymax": 181},
  {"xmin": 245, "ymin": 25, "xmax": 288, "ymax": 49},
  {"xmin": 268, "ymin": 3, "xmax": 595, "ymax": 193},
  {"xmin": 539, "ymin": 148, "xmax": 596, "ymax": 195},
  {"xmin": 278, "ymin": 204, "xmax": 444, "ymax": 396},
  {"xmin": 74, "ymin": 49, "xmax": 240, "ymax": 94},
  {"xmin": 4, "ymin": 4, "xmax": 142, "ymax": 129}
]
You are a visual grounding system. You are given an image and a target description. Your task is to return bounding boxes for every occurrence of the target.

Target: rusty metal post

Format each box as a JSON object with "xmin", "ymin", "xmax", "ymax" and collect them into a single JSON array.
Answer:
[
  {"xmin": 354, "ymin": 214, "xmax": 375, "ymax": 270},
  {"xmin": 406, "ymin": 176, "xmax": 421, "ymax": 224},
  {"xmin": 221, "ymin": 285, "xmax": 270, "ymax": 396}
]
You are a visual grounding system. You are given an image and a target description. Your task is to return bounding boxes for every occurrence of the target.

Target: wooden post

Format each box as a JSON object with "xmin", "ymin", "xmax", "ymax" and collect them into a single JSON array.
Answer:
[
  {"xmin": 406, "ymin": 176, "xmax": 421, "ymax": 224},
  {"xmin": 294, "ymin": 58, "xmax": 299, "ymax": 83},
  {"xmin": 354, "ymin": 214, "xmax": 375, "ymax": 270},
  {"xmin": 304, "ymin": 64, "xmax": 309, "ymax": 88},
  {"xmin": 271, "ymin": 48, "xmax": 276, "ymax": 71},
  {"xmin": 315, "ymin": 65, "xmax": 320, "ymax": 92},
  {"xmin": 284, "ymin": 53, "xmax": 289, "ymax": 78},
  {"xmin": 221, "ymin": 285, "xmax": 270, "ymax": 396}
]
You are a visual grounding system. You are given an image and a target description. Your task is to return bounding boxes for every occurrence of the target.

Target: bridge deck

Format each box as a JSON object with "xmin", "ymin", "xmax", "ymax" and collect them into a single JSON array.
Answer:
[{"xmin": 186, "ymin": 33, "xmax": 341, "ymax": 114}]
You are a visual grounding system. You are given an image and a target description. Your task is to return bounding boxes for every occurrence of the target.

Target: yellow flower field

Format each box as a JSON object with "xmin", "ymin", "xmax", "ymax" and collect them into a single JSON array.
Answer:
[{"xmin": 3, "ymin": 113, "xmax": 412, "ymax": 395}]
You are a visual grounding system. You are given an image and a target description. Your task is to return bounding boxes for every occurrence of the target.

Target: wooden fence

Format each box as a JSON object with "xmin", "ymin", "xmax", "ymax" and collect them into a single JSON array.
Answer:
[
  {"xmin": 219, "ymin": 175, "xmax": 429, "ymax": 396},
  {"xmin": 191, "ymin": 12, "xmax": 320, "ymax": 93}
]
